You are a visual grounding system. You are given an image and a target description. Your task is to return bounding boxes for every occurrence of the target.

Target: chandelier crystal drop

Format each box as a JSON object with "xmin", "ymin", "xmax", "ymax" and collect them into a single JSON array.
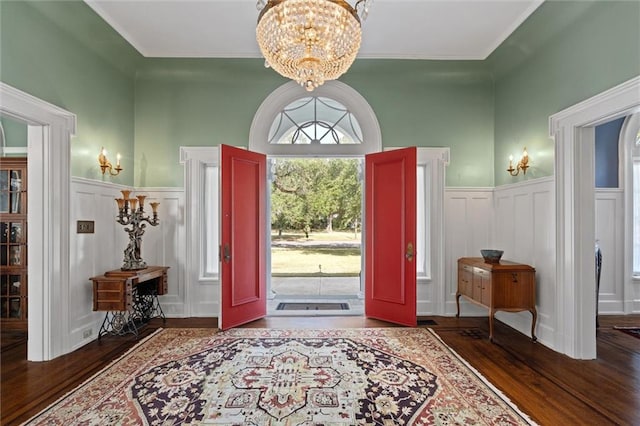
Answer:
[{"xmin": 256, "ymin": 0, "xmax": 371, "ymax": 91}]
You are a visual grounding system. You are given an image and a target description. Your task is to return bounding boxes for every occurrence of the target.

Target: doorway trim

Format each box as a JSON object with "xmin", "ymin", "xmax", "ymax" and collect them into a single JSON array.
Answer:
[
  {"xmin": 0, "ymin": 82, "xmax": 76, "ymax": 361},
  {"xmin": 550, "ymin": 75, "xmax": 640, "ymax": 359},
  {"xmin": 620, "ymin": 112, "xmax": 640, "ymax": 315}
]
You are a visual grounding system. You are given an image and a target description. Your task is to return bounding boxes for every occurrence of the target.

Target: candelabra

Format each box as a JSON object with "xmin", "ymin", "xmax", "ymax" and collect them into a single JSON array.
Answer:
[{"xmin": 115, "ymin": 190, "xmax": 160, "ymax": 270}]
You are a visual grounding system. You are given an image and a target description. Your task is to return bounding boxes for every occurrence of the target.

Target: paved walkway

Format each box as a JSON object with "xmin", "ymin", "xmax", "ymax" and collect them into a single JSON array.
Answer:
[
  {"xmin": 271, "ymin": 276, "xmax": 361, "ymax": 296},
  {"xmin": 268, "ymin": 276, "xmax": 363, "ymax": 316},
  {"xmin": 268, "ymin": 239, "xmax": 363, "ymax": 315}
]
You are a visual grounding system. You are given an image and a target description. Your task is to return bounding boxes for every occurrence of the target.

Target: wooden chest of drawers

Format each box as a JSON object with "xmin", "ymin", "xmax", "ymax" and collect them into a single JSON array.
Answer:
[{"xmin": 456, "ymin": 257, "xmax": 537, "ymax": 342}]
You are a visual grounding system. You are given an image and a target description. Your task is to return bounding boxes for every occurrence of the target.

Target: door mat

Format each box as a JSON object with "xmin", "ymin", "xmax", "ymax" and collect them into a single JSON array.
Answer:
[
  {"xmin": 276, "ymin": 302, "xmax": 349, "ymax": 311},
  {"xmin": 417, "ymin": 319, "xmax": 438, "ymax": 326}
]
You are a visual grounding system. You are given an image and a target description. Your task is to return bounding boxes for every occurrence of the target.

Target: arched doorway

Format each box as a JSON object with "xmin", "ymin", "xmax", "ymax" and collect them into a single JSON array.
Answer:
[{"xmin": 250, "ymin": 81, "xmax": 381, "ymax": 314}]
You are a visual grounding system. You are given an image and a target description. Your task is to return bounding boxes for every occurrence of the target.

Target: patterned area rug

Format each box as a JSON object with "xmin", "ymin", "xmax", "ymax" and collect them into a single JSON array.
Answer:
[
  {"xmin": 614, "ymin": 326, "xmax": 640, "ymax": 339},
  {"xmin": 26, "ymin": 328, "xmax": 536, "ymax": 425}
]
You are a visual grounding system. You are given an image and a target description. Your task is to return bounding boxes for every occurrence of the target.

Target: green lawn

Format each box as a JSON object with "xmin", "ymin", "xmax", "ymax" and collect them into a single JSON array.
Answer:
[
  {"xmin": 271, "ymin": 247, "xmax": 361, "ymax": 275},
  {"xmin": 271, "ymin": 230, "xmax": 362, "ymax": 275}
]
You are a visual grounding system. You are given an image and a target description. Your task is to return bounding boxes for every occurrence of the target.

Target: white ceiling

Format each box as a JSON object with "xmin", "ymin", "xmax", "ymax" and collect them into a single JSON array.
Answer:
[{"xmin": 84, "ymin": 0, "xmax": 544, "ymax": 60}]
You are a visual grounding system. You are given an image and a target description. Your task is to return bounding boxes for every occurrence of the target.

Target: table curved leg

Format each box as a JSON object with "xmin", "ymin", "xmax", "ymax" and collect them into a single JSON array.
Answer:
[
  {"xmin": 489, "ymin": 308, "xmax": 495, "ymax": 342},
  {"xmin": 455, "ymin": 292, "xmax": 461, "ymax": 318},
  {"xmin": 530, "ymin": 308, "xmax": 538, "ymax": 342}
]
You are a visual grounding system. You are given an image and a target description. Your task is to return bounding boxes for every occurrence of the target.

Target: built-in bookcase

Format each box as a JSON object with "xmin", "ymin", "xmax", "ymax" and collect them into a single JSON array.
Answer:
[{"xmin": 0, "ymin": 157, "xmax": 27, "ymax": 329}]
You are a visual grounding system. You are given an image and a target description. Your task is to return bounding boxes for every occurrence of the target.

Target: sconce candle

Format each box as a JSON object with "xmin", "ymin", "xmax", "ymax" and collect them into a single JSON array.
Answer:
[
  {"xmin": 507, "ymin": 147, "xmax": 530, "ymax": 176},
  {"xmin": 98, "ymin": 147, "xmax": 123, "ymax": 176},
  {"xmin": 115, "ymin": 192, "xmax": 160, "ymax": 270}
]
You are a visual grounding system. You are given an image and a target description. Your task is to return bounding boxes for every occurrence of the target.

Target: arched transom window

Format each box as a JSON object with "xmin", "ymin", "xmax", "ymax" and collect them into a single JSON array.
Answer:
[
  {"xmin": 249, "ymin": 81, "xmax": 381, "ymax": 156},
  {"xmin": 268, "ymin": 97, "xmax": 363, "ymax": 145}
]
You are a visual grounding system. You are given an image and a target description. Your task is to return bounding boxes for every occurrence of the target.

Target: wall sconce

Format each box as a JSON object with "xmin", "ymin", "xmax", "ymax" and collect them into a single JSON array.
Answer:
[
  {"xmin": 507, "ymin": 147, "xmax": 529, "ymax": 176},
  {"xmin": 98, "ymin": 147, "xmax": 122, "ymax": 176}
]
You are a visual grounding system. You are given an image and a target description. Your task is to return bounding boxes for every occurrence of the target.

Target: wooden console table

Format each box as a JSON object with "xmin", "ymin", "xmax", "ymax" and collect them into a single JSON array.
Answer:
[
  {"xmin": 90, "ymin": 266, "xmax": 168, "ymax": 338},
  {"xmin": 456, "ymin": 257, "xmax": 537, "ymax": 342}
]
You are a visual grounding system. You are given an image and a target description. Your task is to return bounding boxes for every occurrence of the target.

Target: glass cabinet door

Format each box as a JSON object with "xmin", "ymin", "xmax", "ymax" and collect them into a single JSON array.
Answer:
[
  {"xmin": 0, "ymin": 169, "xmax": 8, "ymax": 213},
  {"xmin": 0, "ymin": 273, "xmax": 26, "ymax": 319},
  {"xmin": 0, "ymin": 168, "xmax": 25, "ymax": 214},
  {"xmin": 1, "ymin": 221, "xmax": 26, "ymax": 267},
  {"xmin": 0, "ymin": 158, "xmax": 27, "ymax": 327}
]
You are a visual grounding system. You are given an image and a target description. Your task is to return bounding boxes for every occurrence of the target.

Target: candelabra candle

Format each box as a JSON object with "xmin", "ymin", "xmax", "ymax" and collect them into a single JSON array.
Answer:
[
  {"xmin": 149, "ymin": 202, "xmax": 160, "ymax": 218},
  {"xmin": 137, "ymin": 195, "xmax": 146, "ymax": 211},
  {"xmin": 116, "ymin": 193, "xmax": 160, "ymax": 271},
  {"xmin": 115, "ymin": 198, "xmax": 125, "ymax": 210}
]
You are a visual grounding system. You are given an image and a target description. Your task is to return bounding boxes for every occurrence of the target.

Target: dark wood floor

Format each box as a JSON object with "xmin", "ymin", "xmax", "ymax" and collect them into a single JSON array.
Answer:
[{"xmin": 2, "ymin": 315, "xmax": 639, "ymax": 425}]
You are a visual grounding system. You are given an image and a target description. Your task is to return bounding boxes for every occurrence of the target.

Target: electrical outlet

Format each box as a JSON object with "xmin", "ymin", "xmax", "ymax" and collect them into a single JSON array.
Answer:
[
  {"xmin": 83, "ymin": 328, "xmax": 93, "ymax": 338},
  {"xmin": 77, "ymin": 220, "xmax": 95, "ymax": 234}
]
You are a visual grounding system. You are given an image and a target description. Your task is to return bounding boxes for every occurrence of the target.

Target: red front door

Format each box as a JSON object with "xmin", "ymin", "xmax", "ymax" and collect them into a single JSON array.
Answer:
[
  {"xmin": 219, "ymin": 144, "xmax": 267, "ymax": 330},
  {"xmin": 365, "ymin": 147, "xmax": 417, "ymax": 326}
]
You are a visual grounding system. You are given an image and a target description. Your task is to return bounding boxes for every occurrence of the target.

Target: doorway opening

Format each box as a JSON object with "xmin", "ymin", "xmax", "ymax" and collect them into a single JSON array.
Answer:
[
  {"xmin": 268, "ymin": 157, "xmax": 363, "ymax": 315},
  {"xmin": 248, "ymin": 80, "xmax": 382, "ymax": 318}
]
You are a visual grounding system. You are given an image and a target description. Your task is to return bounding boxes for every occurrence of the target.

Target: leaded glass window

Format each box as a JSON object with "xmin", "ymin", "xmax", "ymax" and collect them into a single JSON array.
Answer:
[{"xmin": 268, "ymin": 97, "xmax": 363, "ymax": 145}]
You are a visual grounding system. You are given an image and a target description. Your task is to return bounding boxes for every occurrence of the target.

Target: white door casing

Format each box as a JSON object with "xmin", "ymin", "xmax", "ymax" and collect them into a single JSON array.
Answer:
[
  {"xmin": 0, "ymin": 82, "xmax": 76, "ymax": 361},
  {"xmin": 550, "ymin": 75, "xmax": 640, "ymax": 359}
]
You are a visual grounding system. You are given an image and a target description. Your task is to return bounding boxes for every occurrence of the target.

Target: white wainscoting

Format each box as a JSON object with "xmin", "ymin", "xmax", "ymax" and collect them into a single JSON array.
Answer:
[
  {"xmin": 69, "ymin": 178, "xmax": 125, "ymax": 350},
  {"xmin": 493, "ymin": 177, "xmax": 556, "ymax": 346},
  {"xmin": 66, "ymin": 171, "xmax": 633, "ymax": 355},
  {"xmin": 139, "ymin": 188, "xmax": 186, "ymax": 317},
  {"xmin": 444, "ymin": 188, "xmax": 493, "ymax": 316},
  {"xmin": 68, "ymin": 178, "xmax": 184, "ymax": 351},
  {"xmin": 595, "ymin": 189, "xmax": 625, "ymax": 314}
]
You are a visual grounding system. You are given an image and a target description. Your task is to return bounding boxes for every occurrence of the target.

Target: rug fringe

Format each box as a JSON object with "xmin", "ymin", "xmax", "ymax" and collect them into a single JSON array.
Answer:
[
  {"xmin": 22, "ymin": 328, "xmax": 166, "ymax": 425},
  {"xmin": 425, "ymin": 328, "xmax": 540, "ymax": 426}
]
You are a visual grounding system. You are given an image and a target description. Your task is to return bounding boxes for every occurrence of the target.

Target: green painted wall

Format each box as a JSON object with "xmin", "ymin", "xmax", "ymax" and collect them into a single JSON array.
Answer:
[
  {"xmin": 135, "ymin": 59, "xmax": 494, "ymax": 187},
  {"xmin": 3, "ymin": 1, "xmax": 639, "ymax": 189},
  {"xmin": 0, "ymin": 116, "xmax": 27, "ymax": 149},
  {"xmin": 489, "ymin": 0, "xmax": 640, "ymax": 186},
  {"xmin": 0, "ymin": 0, "xmax": 141, "ymax": 185}
]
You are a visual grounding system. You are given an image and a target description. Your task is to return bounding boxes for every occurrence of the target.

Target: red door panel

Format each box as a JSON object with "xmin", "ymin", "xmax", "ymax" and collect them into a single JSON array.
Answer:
[
  {"xmin": 220, "ymin": 144, "xmax": 266, "ymax": 330},
  {"xmin": 365, "ymin": 147, "xmax": 417, "ymax": 327}
]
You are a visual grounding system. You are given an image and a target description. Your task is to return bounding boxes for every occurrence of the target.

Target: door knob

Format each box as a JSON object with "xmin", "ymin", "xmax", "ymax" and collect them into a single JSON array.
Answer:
[
  {"xmin": 223, "ymin": 243, "xmax": 231, "ymax": 263},
  {"xmin": 405, "ymin": 242, "xmax": 414, "ymax": 262}
]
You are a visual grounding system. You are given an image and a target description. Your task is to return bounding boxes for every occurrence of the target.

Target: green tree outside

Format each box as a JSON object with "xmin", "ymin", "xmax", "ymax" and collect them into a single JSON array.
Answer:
[{"xmin": 271, "ymin": 158, "xmax": 361, "ymax": 234}]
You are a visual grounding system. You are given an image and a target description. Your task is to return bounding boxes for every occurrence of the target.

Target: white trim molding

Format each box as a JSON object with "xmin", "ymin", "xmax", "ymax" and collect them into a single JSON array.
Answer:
[
  {"xmin": 0, "ymin": 82, "xmax": 76, "ymax": 361},
  {"xmin": 417, "ymin": 147, "xmax": 450, "ymax": 315},
  {"xmin": 180, "ymin": 146, "xmax": 220, "ymax": 317},
  {"xmin": 620, "ymin": 113, "xmax": 640, "ymax": 314},
  {"xmin": 550, "ymin": 75, "xmax": 640, "ymax": 359}
]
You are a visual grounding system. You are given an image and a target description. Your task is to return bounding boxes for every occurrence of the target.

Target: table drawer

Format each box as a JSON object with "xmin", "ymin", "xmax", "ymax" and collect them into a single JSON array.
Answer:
[{"xmin": 92, "ymin": 279, "xmax": 133, "ymax": 312}]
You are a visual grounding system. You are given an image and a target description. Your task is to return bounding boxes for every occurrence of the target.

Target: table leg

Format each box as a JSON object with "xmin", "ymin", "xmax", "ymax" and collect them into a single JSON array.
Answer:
[
  {"xmin": 530, "ymin": 308, "xmax": 538, "ymax": 342},
  {"xmin": 489, "ymin": 309, "xmax": 495, "ymax": 342}
]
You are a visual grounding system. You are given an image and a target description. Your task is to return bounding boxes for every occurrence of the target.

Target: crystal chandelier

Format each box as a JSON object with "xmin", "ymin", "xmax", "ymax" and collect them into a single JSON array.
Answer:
[{"xmin": 256, "ymin": 0, "xmax": 372, "ymax": 92}]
